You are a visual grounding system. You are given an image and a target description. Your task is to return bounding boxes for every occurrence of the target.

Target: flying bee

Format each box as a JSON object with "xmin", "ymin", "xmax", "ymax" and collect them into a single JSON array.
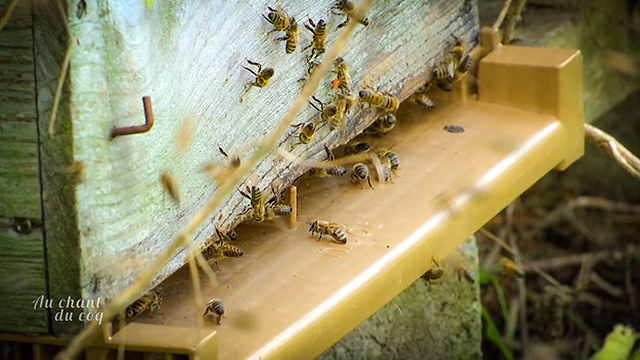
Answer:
[
  {"xmin": 455, "ymin": 266, "xmax": 475, "ymax": 284},
  {"xmin": 303, "ymin": 18, "xmax": 326, "ymax": 59},
  {"xmin": 344, "ymin": 141, "xmax": 370, "ymax": 155},
  {"xmin": 290, "ymin": 122, "xmax": 316, "ymax": 150},
  {"xmin": 412, "ymin": 82, "xmax": 435, "ymax": 109},
  {"xmin": 160, "ymin": 170, "xmax": 180, "ymax": 204},
  {"xmin": 358, "ymin": 89, "xmax": 399, "ymax": 113},
  {"xmin": 498, "ymin": 257, "xmax": 525, "ymax": 278},
  {"xmin": 308, "ymin": 220, "xmax": 347, "ymax": 244},
  {"xmin": 332, "ymin": 0, "xmax": 370, "ymax": 29},
  {"xmin": 332, "ymin": 57, "xmax": 352, "ymax": 93},
  {"xmin": 422, "ymin": 256, "xmax": 445, "ymax": 285},
  {"xmin": 242, "ymin": 59, "xmax": 274, "ymax": 91},
  {"xmin": 275, "ymin": 17, "xmax": 298, "ymax": 54},
  {"xmin": 126, "ymin": 291, "xmax": 163, "ymax": 318},
  {"xmin": 351, "ymin": 163, "xmax": 373, "ymax": 189},
  {"xmin": 239, "ymin": 185, "xmax": 266, "ymax": 222},
  {"xmin": 203, "ymin": 299, "xmax": 225, "ymax": 325},
  {"xmin": 218, "ymin": 146, "xmax": 241, "ymax": 168},
  {"xmin": 263, "ymin": 5, "xmax": 289, "ymax": 33},
  {"xmin": 364, "ymin": 113, "xmax": 397, "ymax": 136}
]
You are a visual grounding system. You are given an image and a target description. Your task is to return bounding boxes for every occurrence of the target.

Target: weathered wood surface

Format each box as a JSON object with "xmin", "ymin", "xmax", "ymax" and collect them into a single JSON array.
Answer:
[
  {"xmin": 0, "ymin": 0, "xmax": 49, "ymax": 333},
  {"xmin": 37, "ymin": 0, "xmax": 479, "ymax": 332}
]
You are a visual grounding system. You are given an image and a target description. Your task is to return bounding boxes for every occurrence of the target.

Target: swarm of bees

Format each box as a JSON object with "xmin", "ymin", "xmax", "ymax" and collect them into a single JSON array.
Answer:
[
  {"xmin": 182, "ymin": 2, "xmax": 474, "ymax": 328},
  {"xmin": 126, "ymin": 290, "xmax": 163, "ymax": 318}
]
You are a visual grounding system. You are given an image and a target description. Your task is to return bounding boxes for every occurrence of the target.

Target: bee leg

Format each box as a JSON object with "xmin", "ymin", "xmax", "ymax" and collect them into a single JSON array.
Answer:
[
  {"xmin": 203, "ymin": 308, "xmax": 210, "ymax": 317},
  {"xmin": 241, "ymin": 66, "xmax": 257, "ymax": 76},
  {"xmin": 336, "ymin": 18, "xmax": 349, "ymax": 29},
  {"xmin": 304, "ymin": 23, "xmax": 315, "ymax": 33},
  {"xmin": 302, "ymin": 43, "xmax": 312, "ymax": 52},
  {"xmin": 216, "ymin": 314, "xmax": 222, "ymax": 325},
  {"xmin": 367, "ymin": 177, "xmax": 374, "ymax": 189}
]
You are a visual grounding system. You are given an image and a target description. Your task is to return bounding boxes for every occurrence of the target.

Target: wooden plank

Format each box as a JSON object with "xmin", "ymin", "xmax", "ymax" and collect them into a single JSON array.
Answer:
[
  {"xmin": 32, "ymin": 0, "xmax": 82, "ymax": 337},
  {"xmin": 59, "ymin": 0, "xmax": 480, "ymax": 312},
  {"xmin": 0, "ymin": 0, "xmax": 48, "ymax": 334}
]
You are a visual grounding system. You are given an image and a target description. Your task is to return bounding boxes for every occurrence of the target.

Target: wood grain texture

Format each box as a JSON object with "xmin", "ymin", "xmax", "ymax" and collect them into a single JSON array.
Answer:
[
  {"xmin": 0, "ymin": 0, "xmax": 49, "ymax": 334},
  {"xmin": 33, "ymin": 0, "xmax": 83, "ymax": 337},
  {"xmin": 45, "ymin": 0, "xmax": 479, "ymax": 327}
]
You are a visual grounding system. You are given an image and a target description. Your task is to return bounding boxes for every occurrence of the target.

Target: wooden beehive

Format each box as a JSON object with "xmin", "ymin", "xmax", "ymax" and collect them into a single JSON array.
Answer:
[{"xmin": 0, "ymin": 0, "xmax": 480, "ymax": 336}]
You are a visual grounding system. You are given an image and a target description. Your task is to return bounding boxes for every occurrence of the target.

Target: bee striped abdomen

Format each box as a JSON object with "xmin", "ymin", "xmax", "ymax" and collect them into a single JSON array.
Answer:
[{"xmin": 221, "ymin": 244, "xmax": 243, "ymax": 258}]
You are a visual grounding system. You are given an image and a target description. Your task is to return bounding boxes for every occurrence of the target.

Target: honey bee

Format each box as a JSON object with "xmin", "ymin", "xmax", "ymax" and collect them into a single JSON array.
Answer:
[
  {"xmin": 331, "ymin": 92, "xmax": 356, "ymax": 130},
  {"xmin": 298, "ymin": 55, "xmax": 321, "ymax": 83},
  {"xmin": 498, "ymin": 257, "xmax": 525, "ymax": 278},
  {"xmin": 126, "ymin": 291, "xmax": 163, "ymax": 318},
  {"xmin": 215, "ymin": 225, "xmax": 238, "ymax": 242},
  {"xmin": 160, "ymin": 171, "xmax": 180, "ymax": 204},
  {"xmin": 310, "ymin": 166, "xmax": 347, "ymax": 177},
  {"xmin": 309, "ymin": 220, "xmax": 347, "ymax": 244},
  {"xmin": 203, "ymin": 299, "xmax": 225, "ymax": 325},
  {"xmin": 205, "ymin": 240, "xmax": 244, "ymax": 262},
  {"xmin": 309, "ymin": 95, "xmax": 339, "ymax": 124},
  {"xmin": 455, "ymin": 266, "xmax": 475, "ymax": 284},
  {"xmin": 344, "ymin": 141, "xmax": 370, "ymax": 155},
  {"xmin": 376, "ymin": 148, "xmax": 399, "ymax": 173},
  {"xmin": 332, "ymin": 57, "xmax": 352, "ymax": 93},
  {"xmin": 263, "ymin": 5, "xmax": 289, "ymax": 33},
  {"xmin": 242, "ymin": 59, "xmax": 275, "ymax": 91},
  {"xmin": 218, "ymin": 146, "xmax": 241, "ymax": 168},
  {"xmin": 358, "ymin": 89, "xmax": 399, "ymax": 113},
  {"xmin": 422, "ymin": 257, "xmax": 445, "ymax": 285},
  {"xmin": 332, "ymin": 0, "xmax": 370, "ymax": 29},
  {"xmin": 364, "ymin": 114, "xmax": 396, "ymax": 136},
  {"xmin": 275, "ymin": 16, "xmax": 298, "ymax": 54},
  {"xmin": 239, "ymin": 185, "xmax": 266, "ymax": 222},
  {"xmin": 351, "ymin": 163, "xmax": 373, "ymax": 189},
  {"xmin": 432, "ymin": 36, "xmax": 472, "ymax": 90},
  {"xmin": 265, "ymin": 203, "xmax": 293, "ymax": 220},
  {"xmin": 303, "ymin": 18, "xmax": 326, "ymax": 59},
  {"xmin": 290, "ymin": 122, "xmax": 316, "ymax": 150},
  {"xmin": 412, "ymin": 82, "xmax": 435, "ymax": 109}
]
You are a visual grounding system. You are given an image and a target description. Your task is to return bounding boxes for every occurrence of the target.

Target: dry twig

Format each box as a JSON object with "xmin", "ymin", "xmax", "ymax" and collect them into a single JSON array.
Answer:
[
  {"xmin": 493, "ymin": 0, "xmax": 513, "ymax": 29},
  {"xmin": 584, "ymin": 123, "xmax": 640, "ymax": 181},
  {"xmin": 502, "ymin": 0, "xmax": 527, "ymax": 44}
]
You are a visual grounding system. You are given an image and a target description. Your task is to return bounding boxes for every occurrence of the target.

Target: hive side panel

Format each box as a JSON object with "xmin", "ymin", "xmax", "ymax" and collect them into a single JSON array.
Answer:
[
  {"xmin": 0, "ymin": 0, "xmax": 49, "ymax": 334},
  {"xmin": 32, "ymin": 0, "xmax": 83, "ymax": 337},
  {"xmin": 67, "ymin": 0, "xmax": 480, "ymax": 305}
]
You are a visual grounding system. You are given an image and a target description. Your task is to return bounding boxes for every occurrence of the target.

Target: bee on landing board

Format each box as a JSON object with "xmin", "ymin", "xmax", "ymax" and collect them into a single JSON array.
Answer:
[
  {"xmin": 263, "ymin": 5, "xmax": 289, "ymax": 34},
  {"xmin": 332, "ymin": 0, "xmax": 369, "ymax": 29},
  {"xmin": 290, "ymin": 122, "xmax": 316, "ymax": 150},
  {"xmin": 126, "ymin": 291, "xmax": 163, "ymax": 318},
  {"xmin": 351, "ymin": 163, "xmax": 373, "ymax": 189},
  {"xmin": 344, "ymin": 141, "xmax": 370, "ymax": 155},
  {"xmin": 203, "ymin": 299, "xmax": 225, "ymax": 325},
  {"xmin": 331, "ymin": 57, "xmax": 352, "ymax": 93},
  {"xmin": 303, "ymin": 18, "xmax": 327, "ymax": 59},
  {"xmin": 358, "ymin": 89, "xmax": 399, "ymax": 113},
  {"xmin": 364, "ymin": 113, "xmax": 396, "ymax": 136},
  {"xmin": 242, "ymin": 59, "xmax": 274, "ymax": 91},
  {"xmin": 309, "ymin": 220, "xmax": 347, "ymax": 244},
  {"xmin": 275, "ymin": 16, "xmax": 298, "ymax": 54},
  {"xmin": 239, "ymin": 185, "xmax": 266, "ymax": 222}
]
